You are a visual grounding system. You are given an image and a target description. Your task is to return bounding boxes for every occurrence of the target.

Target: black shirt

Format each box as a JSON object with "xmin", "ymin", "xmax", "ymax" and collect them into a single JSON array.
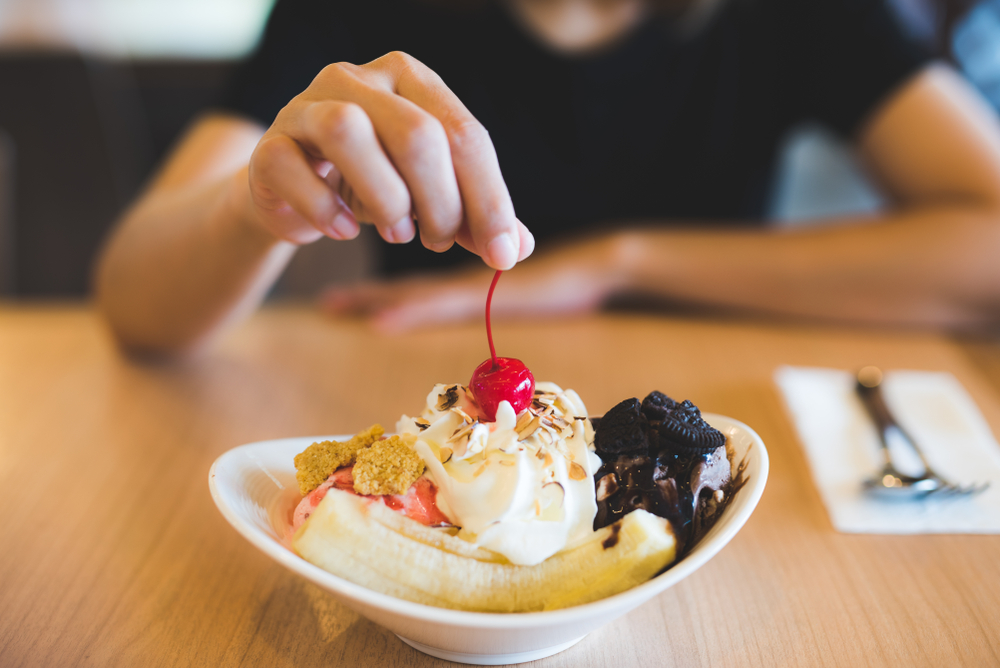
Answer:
[{"xmin": 221, "ymin": 0, "xmax": 930, "ymax": 273}]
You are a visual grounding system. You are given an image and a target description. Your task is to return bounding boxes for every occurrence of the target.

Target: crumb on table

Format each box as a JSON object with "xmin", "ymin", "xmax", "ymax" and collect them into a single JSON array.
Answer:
[
  {"xmin": 352, "ymin": 433, "xmax": 425, "ymax": 496},
  {"xmin": 293, "ymin": 424, "xmax": 384, "ymax": 495}
]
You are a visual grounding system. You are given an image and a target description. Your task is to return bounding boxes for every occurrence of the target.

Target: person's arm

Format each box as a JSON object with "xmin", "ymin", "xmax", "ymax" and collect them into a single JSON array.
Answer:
[
  {"xmin": 323, "ymin": 65, "xmax": 1000, "ymax": 331},
  {"xmin": 94, "ymin": 115, "xmax": 292, "ymax": 354},
  {"xmin": 624, "ymin": 64, "xmax": 1000, "ymax": 329},
  {"xmin": 95, "ymin": 52, "xmax": 535, "ymax": 356}
]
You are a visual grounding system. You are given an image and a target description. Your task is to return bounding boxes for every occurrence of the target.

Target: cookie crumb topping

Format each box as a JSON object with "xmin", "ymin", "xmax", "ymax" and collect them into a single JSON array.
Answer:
[
  {"xmin": 352, "ymin": 434, "xmax": 425, "ymax": 496},
  {"xmin": 294, "ymin": 424, "xmax": 385, "ymax": 495}
]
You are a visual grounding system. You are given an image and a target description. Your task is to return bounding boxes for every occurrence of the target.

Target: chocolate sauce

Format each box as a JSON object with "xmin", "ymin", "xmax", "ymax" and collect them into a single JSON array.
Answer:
[
  {"xmin": 594, "ymin": 445, "xmax": 747, "ymax": 557},
  {"xmin": 602, "ymin": 523, "xmax": 622, "ymax": 549}
]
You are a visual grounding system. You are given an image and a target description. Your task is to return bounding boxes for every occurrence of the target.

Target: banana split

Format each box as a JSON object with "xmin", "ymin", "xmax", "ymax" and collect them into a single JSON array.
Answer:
[{"xmin": 290, "ymin": 385, "xmax": 745, "ymax": 612}]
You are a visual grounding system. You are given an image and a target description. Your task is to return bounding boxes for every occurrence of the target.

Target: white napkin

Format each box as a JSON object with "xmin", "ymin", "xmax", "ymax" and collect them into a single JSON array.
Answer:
[{"xmin": 774, "ymin": 365, "xmax": 1000, "ymax": 533}]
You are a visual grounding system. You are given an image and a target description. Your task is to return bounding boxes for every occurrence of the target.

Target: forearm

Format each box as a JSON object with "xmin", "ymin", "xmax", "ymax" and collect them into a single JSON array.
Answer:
[
  {"xmin": 613, "ymin": 206, "xmax": 1000, "ymax": 329},
  {"xmin": 95, "ymin": 168, "xmax": 296, "ymax": 356}
]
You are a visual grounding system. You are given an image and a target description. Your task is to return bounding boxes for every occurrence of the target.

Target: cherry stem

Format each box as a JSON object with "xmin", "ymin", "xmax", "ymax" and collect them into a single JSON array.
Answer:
[{"xmin": 485, "ymin": 270, "xmax": 502, "ymax": 369}]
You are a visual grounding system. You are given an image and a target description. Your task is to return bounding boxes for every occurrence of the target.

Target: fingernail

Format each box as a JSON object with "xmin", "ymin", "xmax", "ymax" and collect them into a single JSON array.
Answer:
[
  {"xmin": 385, "ymin": 216, "xmax": 415, "ymax": 243},
  {"xmin": 328, "ymin": 212, "xmax": 359, "ymax": 240},
  {"xmin": 426, "ymin": 239, "xmax": 454, "ymax": 253},
  {"xmin": 486, "ymin": 233, "xmax": 518, "ymax": 270},
  {"xmin": 519, "ymin": 230, "xmax": 535, "ymax": 261}
]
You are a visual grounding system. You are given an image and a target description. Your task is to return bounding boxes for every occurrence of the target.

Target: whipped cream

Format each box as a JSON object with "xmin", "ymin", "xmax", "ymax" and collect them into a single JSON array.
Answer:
[{"xmin": 397, "ymin": 382, "xmax": 601, "ymax": 566}]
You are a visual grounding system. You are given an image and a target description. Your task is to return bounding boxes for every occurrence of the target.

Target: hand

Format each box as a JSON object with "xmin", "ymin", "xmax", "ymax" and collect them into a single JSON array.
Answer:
[
  {"xmin": 247, "ymin": 51, "xmax": 534, "ymax": 270},
  {"xmin": 320, "ymin": 234, "xmax": 633, "ymax": 331}
]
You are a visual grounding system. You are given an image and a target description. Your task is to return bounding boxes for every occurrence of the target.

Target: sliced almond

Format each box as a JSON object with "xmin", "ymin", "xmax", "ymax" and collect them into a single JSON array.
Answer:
[
  {"xmin": 546, "ymin": 415, "xmax": 570, "ymax": 431},
  {"xmin": 516, "ymin": 415, "xmax": 541, "ymax": 441},
  {"xmin": 541, "ymin": 481, "xmax": 565, "ymax": 508},
  {"xmin": 450, "ymin": 420, "xmax": 477, "ymax": 441},
  {"xmin": 531, "ymin": 398, "xmax": 551, "ymax": 413},
  {"xmin": 498, "ymin": 459, "xmax": 515, "ymax": 467},
  {"xmin": 596, "ymin": 473, "xmax": 619, "ymax": 501},
  {"xmin": 473, "ymin": 461, "xmax": 488, "ymax": 478},
  {"xmin": 436, "ymin": 385, "xmax": 461, "ymax": 411},
  {"xmin": 568, "ymin": 461, "xmax": 588, "ymax": 481},
  {"xmin": 515, "ymin": 410, "xmax": 534, "ymax": 432},
  {"xmin": 554, "ymin": 395, "xmax": 576, "ymax": 416},
  {"xmin": 452, "ymin": 436, "xmax": 469, "ymax": 459},
  {"xmin": 449, "ymin": 432, "xmax": 471, "ymax": 454},
  {"xmin": 438, "ymin": 447, "xmax": 453, "ymax": 464},
  {"xmin": 414, "ymin": 420, "xmax": 431, "ymax": 431},
  {"xmin": 556, "ymin": 439, "xmax": 575, "ymax": 463}
]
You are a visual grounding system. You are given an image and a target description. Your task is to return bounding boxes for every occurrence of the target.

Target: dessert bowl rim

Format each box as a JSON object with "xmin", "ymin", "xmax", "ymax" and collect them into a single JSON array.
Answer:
[{"xmin": 208, "ymin": 412, "xmax": 768, "ymax": 628}]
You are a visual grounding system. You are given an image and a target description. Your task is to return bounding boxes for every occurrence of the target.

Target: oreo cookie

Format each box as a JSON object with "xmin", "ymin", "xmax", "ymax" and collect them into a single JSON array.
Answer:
[
  {"xmin": 643, "ymin": 392, "xmax": 725, "ymax": 455},
  {"xmin": 641, "ymin": 390, "xmax": 679, "ymax": 422},
  {"xmin": 594, "ymin": 397, "xmax": 650, "ymax": 456}
]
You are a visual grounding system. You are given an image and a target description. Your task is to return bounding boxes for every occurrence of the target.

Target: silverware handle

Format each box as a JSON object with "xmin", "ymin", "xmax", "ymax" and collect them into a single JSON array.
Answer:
[
  {"xmin": 855, "ymin": 382, "xmax": 897, "ymax": 436},
  {"xmin": 856, "ymin": 380, "xmax": 933, "ymax": 473}
]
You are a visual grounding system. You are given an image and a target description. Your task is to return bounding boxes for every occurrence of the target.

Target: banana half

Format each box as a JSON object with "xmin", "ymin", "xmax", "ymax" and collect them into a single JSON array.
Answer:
[{"xmin": 293, "ymin": 488, "xmax": 677, "ymax": 613}]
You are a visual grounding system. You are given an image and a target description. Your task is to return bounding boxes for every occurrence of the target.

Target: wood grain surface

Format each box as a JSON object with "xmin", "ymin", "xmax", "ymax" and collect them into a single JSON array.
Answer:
[{"xmin": 1, "ymin": 304, "xmax": 998, "ymax": 667}]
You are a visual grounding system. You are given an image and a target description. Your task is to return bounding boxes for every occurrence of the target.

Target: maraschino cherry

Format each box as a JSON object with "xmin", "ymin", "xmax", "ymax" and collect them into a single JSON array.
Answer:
[{"xmin": 469, "ymin": 270, "xmax": 534, "ymax": 422}]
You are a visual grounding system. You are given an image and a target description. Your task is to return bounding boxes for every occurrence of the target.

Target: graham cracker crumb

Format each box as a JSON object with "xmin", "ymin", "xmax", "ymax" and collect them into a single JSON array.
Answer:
[
  {"xmin": 293, "ymin": 424, "xmax": 384, "ymax": 495},
  {"xmin": 353, "ymin": 434, "xmax": 424, "ymax": 496}
]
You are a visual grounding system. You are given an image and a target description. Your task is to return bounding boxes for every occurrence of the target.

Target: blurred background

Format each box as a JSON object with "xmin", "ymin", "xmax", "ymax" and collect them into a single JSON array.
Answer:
[{"xmin": 0, "ymin": 0, "xmax": 996, "ymax": 299}]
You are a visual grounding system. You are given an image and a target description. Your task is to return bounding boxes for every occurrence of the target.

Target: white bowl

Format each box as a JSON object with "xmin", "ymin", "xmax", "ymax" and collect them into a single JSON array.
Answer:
[{"xmin": 209, "ymin": 414, "xmax": 768, "ymax": 665}]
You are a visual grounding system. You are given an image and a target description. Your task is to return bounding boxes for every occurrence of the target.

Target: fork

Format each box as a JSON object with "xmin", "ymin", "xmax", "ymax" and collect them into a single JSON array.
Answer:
[{"xmin": 855, "ymin": 366, "xmax": 990, "ymax": 500}]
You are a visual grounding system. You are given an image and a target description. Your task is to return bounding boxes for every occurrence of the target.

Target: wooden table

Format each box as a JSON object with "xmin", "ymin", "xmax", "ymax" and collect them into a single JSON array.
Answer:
[{"xmin": 2, "ymin": 304, "xmax": 999, "ymax": 667}]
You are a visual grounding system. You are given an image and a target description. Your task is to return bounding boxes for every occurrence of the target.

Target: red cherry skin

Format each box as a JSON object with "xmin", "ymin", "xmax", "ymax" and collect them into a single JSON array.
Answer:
[{"xmin": 469, "ymin": 357, "xmax": 535, "ymax": 422}]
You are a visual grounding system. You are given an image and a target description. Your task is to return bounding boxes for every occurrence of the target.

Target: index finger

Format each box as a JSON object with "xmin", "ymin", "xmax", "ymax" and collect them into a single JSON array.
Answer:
[{"xmin": 380, "ymin": 53, "xmax": 530, "ymax": 270}]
